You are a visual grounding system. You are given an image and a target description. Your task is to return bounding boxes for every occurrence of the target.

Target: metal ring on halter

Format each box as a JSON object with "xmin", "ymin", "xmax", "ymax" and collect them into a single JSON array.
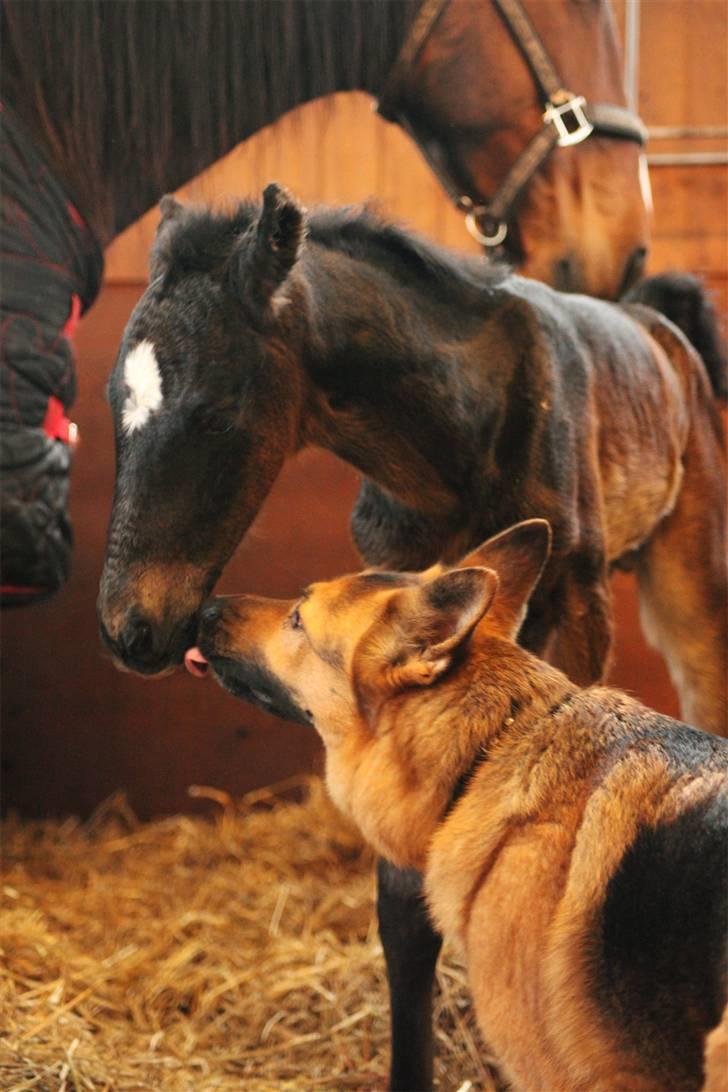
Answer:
[{"xmin": 465, "ymin": 208, "xmax": 508, "ymax": 248}]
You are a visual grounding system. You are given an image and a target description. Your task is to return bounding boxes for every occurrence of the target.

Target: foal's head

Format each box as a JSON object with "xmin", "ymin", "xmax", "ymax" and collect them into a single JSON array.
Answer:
[{"xmin": 98, "ymin": 185, "xmax": 307, "ymax": 674}]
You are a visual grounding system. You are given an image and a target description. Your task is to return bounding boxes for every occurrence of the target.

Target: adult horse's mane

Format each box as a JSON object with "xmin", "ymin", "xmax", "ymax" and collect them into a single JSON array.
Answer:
[
  {"xmin": 158, "ymin": 199, "xmax": 509, "ymax": 304},
  {"xmin": 1, "ymin": 0, "xmax": 415, "ymax": 239}
]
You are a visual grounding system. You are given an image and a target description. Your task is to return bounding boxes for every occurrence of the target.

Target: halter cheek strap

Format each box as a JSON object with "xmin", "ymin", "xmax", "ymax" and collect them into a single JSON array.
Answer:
[
  {"xmin": 377, "ymin": 0, "xmax": 450, "ymax": 123},
  {"xmin": 378, "ymin": 0, "xmax": 647, "ymax": 254}
]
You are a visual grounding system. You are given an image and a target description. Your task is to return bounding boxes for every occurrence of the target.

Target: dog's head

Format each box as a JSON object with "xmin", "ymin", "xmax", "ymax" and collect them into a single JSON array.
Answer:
[{"xmin": 186, "ymin": 519, "xmax": 552, "ymax": 745}]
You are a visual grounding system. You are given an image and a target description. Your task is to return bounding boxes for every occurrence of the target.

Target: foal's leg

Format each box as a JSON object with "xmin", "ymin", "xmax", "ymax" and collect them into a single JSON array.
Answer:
[
  {"xmin": 377, "ymin": 858, "xmax": 443, "ymax": 1092},
  {"xmin": 547, "ymin": 556, "xmax": 615, "ymax": 687},
  {"xmin": 635, "ymin": 416, "xmax": 728, "ymax": 736}
]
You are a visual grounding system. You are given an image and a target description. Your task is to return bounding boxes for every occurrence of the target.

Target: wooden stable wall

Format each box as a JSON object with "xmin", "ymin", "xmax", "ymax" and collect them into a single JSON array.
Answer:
[{"xmin": 2, "ymin": 1, "xmax": 726, "ymax": 819}]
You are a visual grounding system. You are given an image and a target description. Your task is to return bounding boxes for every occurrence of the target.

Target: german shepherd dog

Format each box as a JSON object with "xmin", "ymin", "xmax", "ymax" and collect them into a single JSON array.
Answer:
[{"xmin": 186, "ymin": 519, "xmax": 728, "ymax": 1092}]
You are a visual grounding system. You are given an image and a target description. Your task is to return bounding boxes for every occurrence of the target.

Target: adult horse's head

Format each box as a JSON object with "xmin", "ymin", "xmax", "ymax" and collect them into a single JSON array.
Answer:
[
  {"xmin": 98, "ymin": 187, "xmax": 307, "ymax": 675},
  {"xmin": 378, "ymin": 0, "xmax": 651, "ymax": 299}
]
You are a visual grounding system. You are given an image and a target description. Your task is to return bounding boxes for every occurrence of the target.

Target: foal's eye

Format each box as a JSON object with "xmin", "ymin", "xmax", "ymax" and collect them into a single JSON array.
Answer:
[
  {"xmin": 193, "ymin": 406, "xmax": 237, "ymax": 434},
  {"xmin": 204, "ymin": 412, "xmax": 235, "ymax": 435}
]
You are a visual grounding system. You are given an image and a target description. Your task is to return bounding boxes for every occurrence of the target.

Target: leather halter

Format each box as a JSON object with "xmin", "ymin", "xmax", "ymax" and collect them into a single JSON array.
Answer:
[{"xmin": 378, "ymin": 0, "xmax": 647, "ymax": 253}]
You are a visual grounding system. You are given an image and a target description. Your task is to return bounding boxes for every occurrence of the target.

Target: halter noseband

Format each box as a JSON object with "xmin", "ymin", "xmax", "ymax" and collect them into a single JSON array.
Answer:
[{"xmin": 377, "ymin": 0, "xmax": 647, "ymax": 253}]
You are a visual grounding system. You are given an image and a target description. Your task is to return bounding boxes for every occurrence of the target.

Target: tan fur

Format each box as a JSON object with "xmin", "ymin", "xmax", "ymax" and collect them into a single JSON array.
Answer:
[
  {"xmin": 100, "ymin": 561, "xmax": 207, "ymax": 642},
  {"xmin": 598, "ymin": 324, "xmax": 690, "ymax": 562},
  {"xmin": 203, "ymin": 520, "xmax": 728, "ymax": 1091},
  {"xmin": 703, "ymin": 1004, "xmax": 728, "ymax": 1092},
  {"xmin": 618, "ymin": 318, "xmax": 727, "ymax": 736}
]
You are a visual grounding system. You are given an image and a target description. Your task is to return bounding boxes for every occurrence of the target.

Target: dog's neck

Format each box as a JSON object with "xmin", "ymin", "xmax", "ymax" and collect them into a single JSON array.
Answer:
[{"xmin": 325, "ymin": 633, "xmax": 576, "ymax": 871}]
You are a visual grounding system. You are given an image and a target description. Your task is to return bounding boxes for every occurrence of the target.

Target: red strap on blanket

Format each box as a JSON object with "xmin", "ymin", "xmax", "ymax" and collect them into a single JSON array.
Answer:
[
  {"xmin": 63, "ymin": 291, "xmax": 82, "ymax": 339},
  {"xmin": 42, "ymin": 293, "xmax": 82, "ymax": 445},
  {"xmin": 42, "ymin": 395, "xmax": 78, "ymax": 445}
]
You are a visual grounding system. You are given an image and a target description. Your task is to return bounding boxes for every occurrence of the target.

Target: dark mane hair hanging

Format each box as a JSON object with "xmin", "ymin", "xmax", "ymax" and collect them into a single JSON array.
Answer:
[{"xmin": 1, "ymin": 0, "xmax": 417, "ymax": 241}]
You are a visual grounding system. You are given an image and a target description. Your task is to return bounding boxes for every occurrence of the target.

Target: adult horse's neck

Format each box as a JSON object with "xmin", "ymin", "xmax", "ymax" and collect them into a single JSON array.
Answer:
[
  {"xmin": 1, "ymin": 0, "xmax": 419, "ymax": 246},
  {"xmin": 298, "ymin": 223, "xmax": 512, "ymax": 569}
]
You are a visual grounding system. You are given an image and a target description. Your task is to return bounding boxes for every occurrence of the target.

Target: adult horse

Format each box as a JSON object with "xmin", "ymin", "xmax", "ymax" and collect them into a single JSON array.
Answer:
[
  {"xmin": 2, "ymin": 0, "xmax": 649, "ymax": 285},
  {"xmin": 1, "ymin": 0, "xmax": 648, "ymax": 602},
  {"xmin": 98, "ymin": 187, "xmax": 727, "ymax": 1089}
]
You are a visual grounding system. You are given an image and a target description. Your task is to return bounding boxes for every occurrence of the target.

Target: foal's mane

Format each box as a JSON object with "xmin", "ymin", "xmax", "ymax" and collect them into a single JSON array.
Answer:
[
  {"xmin": 308, "ymin": 206, "xmax": 508, "ymax": 301},
  {"xmin": 159, "ymin": 202, "xmax": 508, "ymax": 304}
]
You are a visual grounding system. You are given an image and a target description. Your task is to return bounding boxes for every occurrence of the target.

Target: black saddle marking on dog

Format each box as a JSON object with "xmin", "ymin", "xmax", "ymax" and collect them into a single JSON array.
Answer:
[{"xmin": 597, "ymin": 790, "xmax": 728, "ymax": 1091}]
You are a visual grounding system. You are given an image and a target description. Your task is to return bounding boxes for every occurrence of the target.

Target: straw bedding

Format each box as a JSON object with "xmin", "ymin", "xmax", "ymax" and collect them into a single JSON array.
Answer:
[{"xmin": 1, "ymin": 777, "xmax": 500, "ymax": 1091}]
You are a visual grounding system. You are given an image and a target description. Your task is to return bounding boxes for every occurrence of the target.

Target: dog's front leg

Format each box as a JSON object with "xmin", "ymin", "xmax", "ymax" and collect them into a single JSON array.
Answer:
[{"xmin": 377, "ymin": 858, "xmax": 443, "ymax": 1092}]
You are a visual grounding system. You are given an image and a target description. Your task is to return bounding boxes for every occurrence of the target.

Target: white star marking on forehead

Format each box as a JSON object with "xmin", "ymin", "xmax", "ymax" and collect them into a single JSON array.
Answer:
[{"xmin": 121, "ymin": 340, "xmax": 164, "ymax": 434}]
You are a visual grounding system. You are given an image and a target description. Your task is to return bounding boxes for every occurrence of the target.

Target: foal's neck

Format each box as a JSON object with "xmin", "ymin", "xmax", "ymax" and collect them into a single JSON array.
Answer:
[{"xmin": 299, "ymin": 237, "xmax": 505, "ymax": 565}]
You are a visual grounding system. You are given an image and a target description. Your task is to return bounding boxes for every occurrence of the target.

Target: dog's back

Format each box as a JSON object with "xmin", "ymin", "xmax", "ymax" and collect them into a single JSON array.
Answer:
[{"xmin": 426, "ymin": 687, "xmax": 728, "ymax": 1092}]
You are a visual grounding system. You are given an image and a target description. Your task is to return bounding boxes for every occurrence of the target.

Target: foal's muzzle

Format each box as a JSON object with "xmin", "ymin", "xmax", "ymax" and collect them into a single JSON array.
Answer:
[{"xmin": 98, "ymin": 608, "xmax": 197, "ymax": 676}]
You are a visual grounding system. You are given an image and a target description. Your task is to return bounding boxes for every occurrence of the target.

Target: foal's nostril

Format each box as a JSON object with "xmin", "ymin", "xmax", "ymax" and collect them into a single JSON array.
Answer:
[{"xmin": 118, "ymin": 614, "xmax": 155, "ymax": 663}]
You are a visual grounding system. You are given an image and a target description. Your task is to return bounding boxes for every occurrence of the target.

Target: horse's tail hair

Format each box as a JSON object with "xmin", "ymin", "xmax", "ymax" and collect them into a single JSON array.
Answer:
[{"xmin": 625, "ymin": 273, "xmax": 728, "ymax": 402}]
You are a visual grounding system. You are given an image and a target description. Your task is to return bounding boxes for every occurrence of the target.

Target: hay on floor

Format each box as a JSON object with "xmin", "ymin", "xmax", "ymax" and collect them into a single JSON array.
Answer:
[{"xmin": 1, "ymin": 777, "xmax": 500, "ymax": 1091}]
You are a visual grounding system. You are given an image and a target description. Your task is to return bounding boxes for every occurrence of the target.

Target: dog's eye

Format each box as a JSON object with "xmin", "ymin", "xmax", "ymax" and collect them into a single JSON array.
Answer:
[{"xmin": 290, "ymin": 607, "xmax": 303, "ymax": 630}]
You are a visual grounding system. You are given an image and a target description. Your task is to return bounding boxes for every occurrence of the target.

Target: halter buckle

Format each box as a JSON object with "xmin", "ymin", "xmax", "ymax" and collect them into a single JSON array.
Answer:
[{"xmin": 543, "ymin": 93, "xmax": 594, "ymax": 147}]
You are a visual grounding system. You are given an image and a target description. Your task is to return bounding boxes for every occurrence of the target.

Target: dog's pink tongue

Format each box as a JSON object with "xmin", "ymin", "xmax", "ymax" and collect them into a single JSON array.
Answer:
[{"xmin": 184, "ymin": 647, "xmax": 209, "ymax": 678}]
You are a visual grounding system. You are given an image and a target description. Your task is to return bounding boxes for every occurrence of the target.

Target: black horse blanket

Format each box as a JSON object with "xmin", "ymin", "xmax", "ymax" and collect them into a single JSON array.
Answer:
[{"xmin": 1, "ymin": 103, "xmax": 102, "ymax": 605}]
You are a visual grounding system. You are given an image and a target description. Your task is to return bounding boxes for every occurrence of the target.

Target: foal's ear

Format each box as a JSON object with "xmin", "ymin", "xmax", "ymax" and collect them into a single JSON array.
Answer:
[
  {"xmin": 230, "ymin": 183, "xmax": 305, "ymax": 319},
  {"xmin": 149, "ymin": 195, "xmax": 186, "ymax": 280},
  {"xmin": 159, "ymin": 195, "xmax": 184, "ymax": 224},
  {"xmin": 458, "ymin": 519, "xmax": 552, "ymax": 638}
]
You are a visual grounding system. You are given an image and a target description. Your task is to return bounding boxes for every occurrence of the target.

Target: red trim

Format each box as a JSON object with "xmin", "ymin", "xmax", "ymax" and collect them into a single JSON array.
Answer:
[
  {"xmin": 63, "ymin": 292, "xmax": 82, "ymax": 340},
  {"xmin": 1, "ymin": 584, "xmax": 45, "ymax": 595},
  {"xmin": 43, "ymin": 395, "xmax": 78, "ymax": 445},
  {"xmin": 42, "ymin": 291, "xmax": 82, "ymax": 444},
  {"xmin": 66, "ymin": 201, "xmax": 85, "ymax": 230}
]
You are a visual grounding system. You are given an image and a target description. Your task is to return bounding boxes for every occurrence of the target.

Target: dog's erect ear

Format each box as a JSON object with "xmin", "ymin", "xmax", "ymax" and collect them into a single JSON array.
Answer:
[
  {"xmin": 458, "ymin": 519, "xmax": 552, "ymax": 638},
  {"xmin": 353, "ymin": 566, "xmax": 498, "ymax": 725},
  {"xmin": 391, "ymin": 567, "xmax": 499, "ymax": 688},
  {"xmin": 149, "ymin": 195, "xmax": 185, "ymax": 281},
  {"xmin": 229, "ymin": 183, "xmax": 305, "ymax": 320}
]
